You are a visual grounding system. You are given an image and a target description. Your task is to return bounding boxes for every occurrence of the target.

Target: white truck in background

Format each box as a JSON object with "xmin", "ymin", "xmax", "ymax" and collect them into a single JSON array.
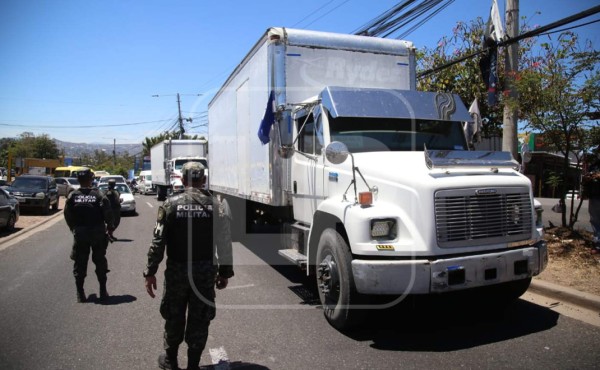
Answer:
[
  {"xmin": 150, "ymin": 139, "xmax": 208, "ymax": 201},
  {"xmin": 207, "ymin": 27, "xmax": 547, "ymax": 330}
]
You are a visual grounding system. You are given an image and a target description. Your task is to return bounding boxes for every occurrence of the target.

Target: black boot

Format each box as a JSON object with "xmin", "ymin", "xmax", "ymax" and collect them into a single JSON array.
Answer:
[
  {"xmin": 75, "ymin": 278, "xmax": 86, "ymax": 303},
  {"xmin": 187, "ymin": 348, "xmax": 202, "ymax": 370},
  {"xmin": 158, "ymin": 348, "xmax": 179, "ymax": 370},
  {"xmin": 98, "ymin": 276, "xmax": 109, "ymax": 301}
]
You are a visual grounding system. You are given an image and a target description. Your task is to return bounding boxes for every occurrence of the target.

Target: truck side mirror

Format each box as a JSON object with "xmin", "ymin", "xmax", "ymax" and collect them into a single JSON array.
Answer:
[{"xmin": 325, "ymin": 141, "xmax": 349, "ymax": 164}]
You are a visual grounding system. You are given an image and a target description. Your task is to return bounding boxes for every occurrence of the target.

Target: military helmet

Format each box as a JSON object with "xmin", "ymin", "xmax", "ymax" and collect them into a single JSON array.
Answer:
[
  {"xmin": 108, "ymin": 179, "xmax": 116, "ymax": 188},
  {"xmin": 181, "ymin": 161, "xmax": 205, "ymax": 180},
  {"xmin": 76, "ymin": 169, "xmax": 93, "ymax": 180}
]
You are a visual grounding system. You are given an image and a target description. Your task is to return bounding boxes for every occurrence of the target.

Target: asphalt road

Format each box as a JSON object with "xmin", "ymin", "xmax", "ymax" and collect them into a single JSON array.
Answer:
[{"xmin": 0, "ymin": 195, "xmax": 599, "ymax": 369}]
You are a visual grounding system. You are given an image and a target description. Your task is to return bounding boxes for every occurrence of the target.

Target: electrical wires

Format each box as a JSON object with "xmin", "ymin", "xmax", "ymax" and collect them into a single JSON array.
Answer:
[{"xmin": 353, "ymin": 0, "xmax": 455, "ymax": 39}]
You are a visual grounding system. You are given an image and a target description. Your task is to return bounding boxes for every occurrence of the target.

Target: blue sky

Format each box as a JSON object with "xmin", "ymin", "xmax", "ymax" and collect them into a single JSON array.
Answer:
[{"xmin": 1, "ymin": 0, "xmax": 598, "ymax": 144}]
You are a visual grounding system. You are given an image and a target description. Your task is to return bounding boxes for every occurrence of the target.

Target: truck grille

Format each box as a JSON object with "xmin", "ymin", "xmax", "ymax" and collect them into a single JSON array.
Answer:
[{"xmin": 435, "ymin": 188, "xmax": 532, "ymax": 247}]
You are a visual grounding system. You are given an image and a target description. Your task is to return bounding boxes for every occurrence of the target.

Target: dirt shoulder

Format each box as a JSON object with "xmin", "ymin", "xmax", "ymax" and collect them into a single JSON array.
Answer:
[
  {"xmin": 534, "ymin": 227, "xmax": 600, "ymax": 296},
  {"xmin": 0, "ymin": 197, "xmax": 66, "ymax": 238}
]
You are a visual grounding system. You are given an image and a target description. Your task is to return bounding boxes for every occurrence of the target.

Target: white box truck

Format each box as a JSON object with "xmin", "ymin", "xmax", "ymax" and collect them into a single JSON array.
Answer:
[
  {"xmin": 150, "ymin": 139, "xmax": 208, "ymax": 200},
  {"xmin": 208, "ymin": 27, "xmax": 547, "ymax": 330}
]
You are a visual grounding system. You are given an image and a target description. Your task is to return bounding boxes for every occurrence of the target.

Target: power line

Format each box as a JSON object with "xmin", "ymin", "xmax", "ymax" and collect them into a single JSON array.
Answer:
[
  {"xmin": 417, "ymin": 5, "xmax": 600, "ymax": 79},
  {"xmin": 291, "ymin": 0, "xmax": 336, "ymax": 28},
  {"xmin": 0, "ymin": 118, "xmax": 173, "ymax": 129},
  {"xmin": 353, "ymin": 0, "xmax": 452, "ymax": 38},
  {"xmin": 302, "ymin": 0, "xmax": 351, "ymax": 29},
  {"xmin": 395, "ymin": 1, "xmax": 455, "ymax": 39}
]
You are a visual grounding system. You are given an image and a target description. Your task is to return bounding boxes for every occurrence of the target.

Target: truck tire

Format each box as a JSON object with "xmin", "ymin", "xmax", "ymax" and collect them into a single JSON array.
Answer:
[
  {"xmin": 316, "ymin": 228, "xmax": 366, "ymax": 331},
  {"xmin": 157, "ymin": 186, "xmax": 167, "ymax": 201},
  {"xmin": 52, "ymin": 199, "xmax": 58, "ymax": 210}
]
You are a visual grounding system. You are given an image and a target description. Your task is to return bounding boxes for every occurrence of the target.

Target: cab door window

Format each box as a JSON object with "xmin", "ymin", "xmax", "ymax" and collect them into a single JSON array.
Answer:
[{"xmin": 297, "ymin": 113, "xmax": 315, "ymax": 154}]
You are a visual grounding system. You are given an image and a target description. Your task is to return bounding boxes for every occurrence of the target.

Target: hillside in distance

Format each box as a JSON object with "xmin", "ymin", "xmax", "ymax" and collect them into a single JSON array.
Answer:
[{"xmin": 53, "ymin": 139, "xmax": 143, "ymax": 158}]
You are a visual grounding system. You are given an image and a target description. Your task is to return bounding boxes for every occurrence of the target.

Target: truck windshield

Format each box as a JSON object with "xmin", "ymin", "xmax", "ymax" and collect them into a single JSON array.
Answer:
[
  {"xmin": 329, "ymin": 116, "xmax": 468, "ymax": 153},
  {"xmin": 174, "ymin": 159, "xmax": 208, "ymax": 170}
]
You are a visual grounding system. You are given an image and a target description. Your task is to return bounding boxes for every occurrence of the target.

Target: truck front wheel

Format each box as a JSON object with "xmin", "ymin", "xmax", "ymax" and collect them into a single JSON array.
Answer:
[{"xmin": 316, "ymin": 228, "xmax": 366, "ymax": 331}]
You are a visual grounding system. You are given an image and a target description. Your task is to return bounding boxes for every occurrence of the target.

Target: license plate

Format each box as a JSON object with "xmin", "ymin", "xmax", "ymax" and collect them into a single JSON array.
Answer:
[{"xmin": 18, "ymin": 198, "xmax": 25, "ymax": 203}]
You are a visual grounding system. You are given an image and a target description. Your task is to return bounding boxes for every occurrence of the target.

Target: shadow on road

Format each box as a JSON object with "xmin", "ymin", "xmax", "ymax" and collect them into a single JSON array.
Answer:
[
  {"xmin": 239, "ymin": 231, "xmax": 560, "ymax": 350},
  {"xmin": 85, "ymin": 294, "xmax": 137, "ymax": 305},
  {"xmin": 342, "ymin": 293, "xmax": 559, "ymax": 351},
  {"xmin": 0, "ymin": 227, "xmax": 24, "ymax": 238}
]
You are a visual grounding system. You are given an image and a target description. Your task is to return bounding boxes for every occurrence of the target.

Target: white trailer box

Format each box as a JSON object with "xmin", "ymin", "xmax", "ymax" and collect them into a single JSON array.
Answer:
[
  {"xmin": 208, "ymin": 27, "xmax": 415, "ymax": 206},
  {"xmin": 150, "ymin": 139, "xmax": 208, "ymax": 200}
]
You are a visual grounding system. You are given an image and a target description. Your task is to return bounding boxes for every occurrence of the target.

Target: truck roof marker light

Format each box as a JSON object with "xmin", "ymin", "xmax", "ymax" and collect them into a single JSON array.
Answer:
[
  {"xmin": 270, "ymin": 34, "xmax": 281, "ymax": 41},
  {"xmin": 359, "ymin": 191, "xmax": 372, "ymax": 206}
]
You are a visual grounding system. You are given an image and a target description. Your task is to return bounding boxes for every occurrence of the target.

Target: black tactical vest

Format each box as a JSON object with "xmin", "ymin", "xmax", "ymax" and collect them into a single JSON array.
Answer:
[
  {"xmin": 67, "ymin": 188, "xmax": 105, "ymax": 227},
  {"xmin": 165, "ymin": 191, "xmax": 215, "ymax": 262}
]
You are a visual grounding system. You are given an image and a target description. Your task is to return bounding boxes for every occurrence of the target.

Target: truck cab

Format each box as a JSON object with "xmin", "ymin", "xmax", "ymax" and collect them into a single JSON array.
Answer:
[{"xmin": 285, "ymin": 87, "xmax": 547, "ymax": 329}]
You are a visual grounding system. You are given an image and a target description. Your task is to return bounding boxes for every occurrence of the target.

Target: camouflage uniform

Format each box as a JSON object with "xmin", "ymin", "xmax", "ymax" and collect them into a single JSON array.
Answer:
[
  {"xmin": 103, "ymin": 180, "xmax": 121, "ymax": 230},
  {"xmin": 64, "ymin": 170, "xmax": 114, "ymax": 302},
  {"xmin": 144, "ymin": 162, "xmax": 233, "ymax": 368}
]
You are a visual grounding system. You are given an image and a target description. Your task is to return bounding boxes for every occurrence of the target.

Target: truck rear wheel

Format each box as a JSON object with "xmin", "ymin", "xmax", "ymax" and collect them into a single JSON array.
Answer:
[
  {"xmin": 157, "ymin": 186, "xmax": 167, "ymax": 201},
  {"xmin": 316, "ymin": 228, "xmax": 365, "ymax": 331}
]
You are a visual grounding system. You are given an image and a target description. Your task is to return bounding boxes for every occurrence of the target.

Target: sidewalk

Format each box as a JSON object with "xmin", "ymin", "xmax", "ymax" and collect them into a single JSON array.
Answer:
[{"xmin": 1, "ymin": 204, "xmax": 599, "ymax": 313}]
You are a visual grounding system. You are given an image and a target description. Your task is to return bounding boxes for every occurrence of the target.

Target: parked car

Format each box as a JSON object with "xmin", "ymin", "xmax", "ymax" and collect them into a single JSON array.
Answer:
[
  {"xmin": 55, "ymin": 177, "xmax": 80, "ymax": 197},
  {"xmin": 0, "ymin": 188, "xmax": 19, "ymax": 231},
  {"xmin": 98, "ymin": 175, "xmax": 127, "ymax": 185},
  {"xmin": 6, "ymin": 175, "xmax": 58, "ymax": 215},
  {"xmin": 98, "ymin": 183, "xmax": 136, "ymax": 215}
]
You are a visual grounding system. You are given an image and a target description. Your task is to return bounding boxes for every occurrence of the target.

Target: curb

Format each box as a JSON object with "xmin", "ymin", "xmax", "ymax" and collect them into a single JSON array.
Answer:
[{"xmin": 530, "ymin": 278, "xmax": 600, "ymax": 312}]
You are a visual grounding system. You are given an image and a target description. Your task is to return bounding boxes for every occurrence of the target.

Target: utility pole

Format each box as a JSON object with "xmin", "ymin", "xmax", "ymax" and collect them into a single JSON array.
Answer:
[
  {"xmin": 113, "ymin": 138, "xmax": 116, "ymax": 166},
  {"xmin": 176, "ymin": 93, "xmax": 184, "ymax": 139},
  {"xmin": 152, "ymin": 93, "xmax": 202, "ymax": 139},
  {"xmin": 502, "ymin": 0, "xmax": 519, "ymax": 159}
]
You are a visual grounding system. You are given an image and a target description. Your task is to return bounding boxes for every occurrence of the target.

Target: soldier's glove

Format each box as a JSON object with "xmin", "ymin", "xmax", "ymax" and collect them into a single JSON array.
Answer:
[{"xmin": 106, "ymin": 229, "xmax": 115, "ymax": 243}]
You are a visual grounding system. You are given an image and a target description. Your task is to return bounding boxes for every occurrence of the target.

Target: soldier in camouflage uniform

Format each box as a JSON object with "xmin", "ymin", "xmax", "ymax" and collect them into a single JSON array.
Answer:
[
  {"xmin": 64, "ymin": 169, "xmax": 115, "ymax": 303},
  {"xmin": 103, "ymin": 179, "xmax": 121, "ymax": 241},
  {"xmin": 144, "ymin": 162, "xmax": 233, "ymax": 370}
]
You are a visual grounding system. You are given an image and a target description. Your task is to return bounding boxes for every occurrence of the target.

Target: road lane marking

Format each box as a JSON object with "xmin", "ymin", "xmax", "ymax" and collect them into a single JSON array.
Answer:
[
  {"xmin": 146, "ymin": 202, "xmax": 153, "ymax": 208},
  {"xmin": 209, "ymin": 346, "xmax": 230, "ymax": 369},
  {"xmin": 226, "ymin": 284, "xmax": 255, "ymax": 290}
]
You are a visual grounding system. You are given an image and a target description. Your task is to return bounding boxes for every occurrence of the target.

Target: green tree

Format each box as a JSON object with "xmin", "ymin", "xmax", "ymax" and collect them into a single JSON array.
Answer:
[
  {"xmin": 7, "ymin": 132, "xmax": 60, "ymax": 160},
  {"xmin": 417, "ymin": 17, "xmax": 504, "ymax": 138},
  {"xmin": 0, "ymin": 138, "xmax": 16, "ymax": 168},
  {"xmin": 510, "ymin": 32, "xmax": 600, "ymax": 228}
]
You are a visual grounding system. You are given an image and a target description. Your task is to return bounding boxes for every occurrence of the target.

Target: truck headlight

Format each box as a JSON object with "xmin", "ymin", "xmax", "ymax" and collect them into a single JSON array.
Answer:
[
  {"xmin": 35, "ymin": 192, "xmax": 46, "ymax": 199},
  {"xmin": 370, "ymin": 218, "xmax": 397, "ymax": 240}
]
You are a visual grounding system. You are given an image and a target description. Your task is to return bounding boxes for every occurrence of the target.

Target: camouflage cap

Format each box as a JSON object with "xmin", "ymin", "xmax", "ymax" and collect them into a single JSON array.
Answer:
[
  {"xmin": 76, "ymin": 169, "xmax": 93, "ymax": 179},
  {"xmin": 181, "ymin": 161, "xmax": 205, "ymax": 179}
]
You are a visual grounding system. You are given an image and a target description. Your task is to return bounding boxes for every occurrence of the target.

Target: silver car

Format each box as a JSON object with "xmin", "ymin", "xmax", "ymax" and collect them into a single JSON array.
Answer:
[
  {"xmin": 55, "ymin": 177, "xmax": 80, "ymax": 197},
  {"xmin": 98, "ymin": 183, "xmax": 136, "ymax": 215}
]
